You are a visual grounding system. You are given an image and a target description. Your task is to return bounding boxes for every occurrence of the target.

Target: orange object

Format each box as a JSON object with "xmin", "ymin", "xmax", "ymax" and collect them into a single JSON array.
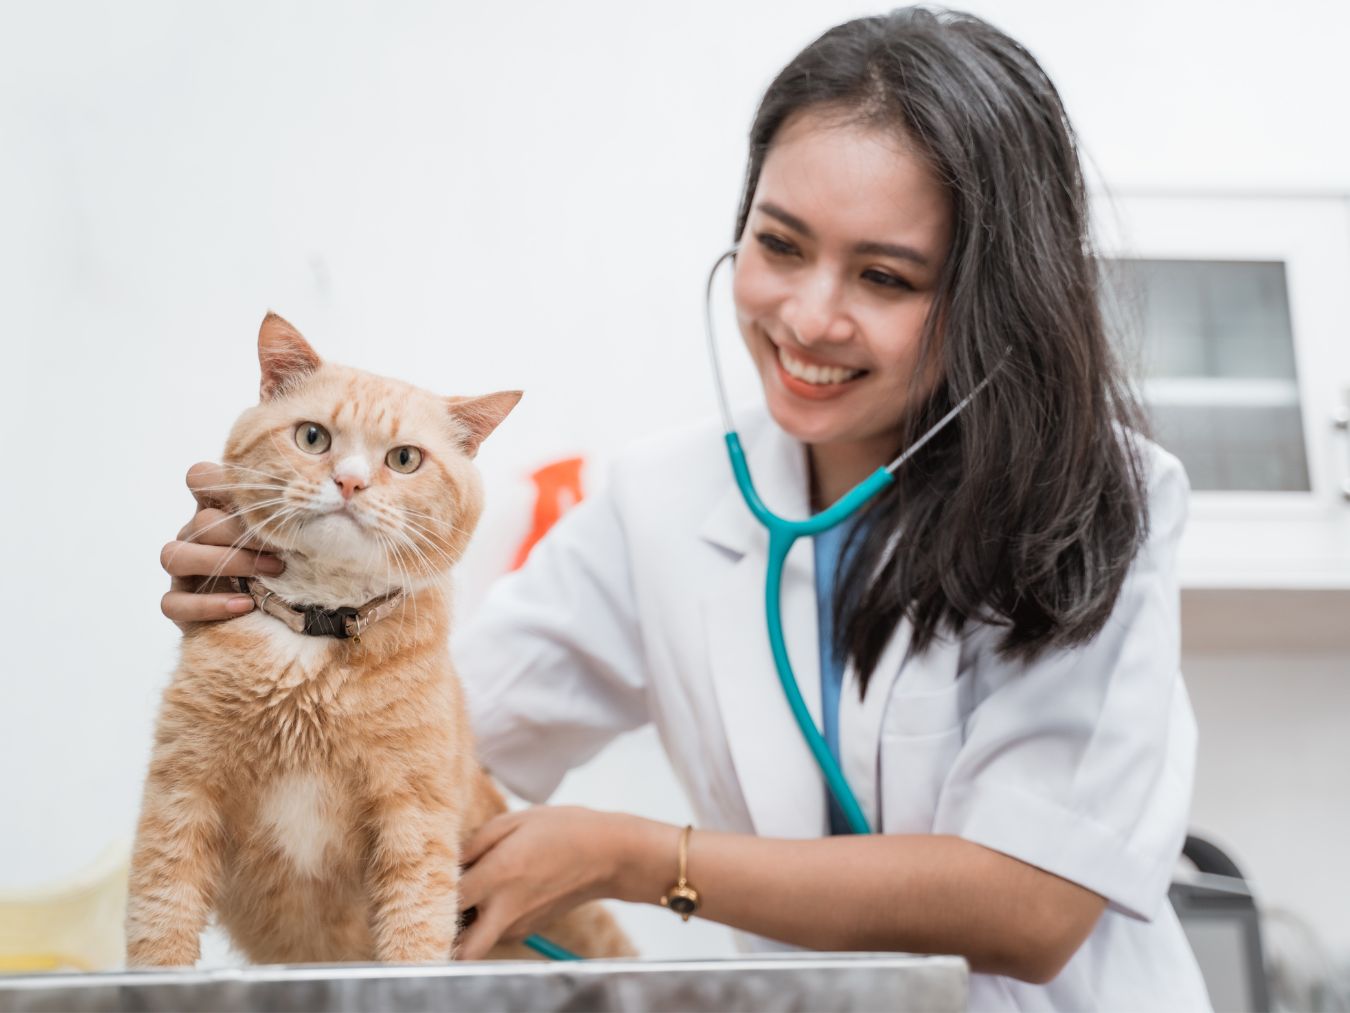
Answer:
[{"xmin": 510, "ymin": 457, "xmax": 586, "ymax": 570}]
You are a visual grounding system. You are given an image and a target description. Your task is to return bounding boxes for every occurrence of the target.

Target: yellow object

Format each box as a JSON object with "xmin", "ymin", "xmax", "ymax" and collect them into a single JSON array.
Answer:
[{"xmin": 0, "ymin": 843, "xmax": 129, "ymax": 973}]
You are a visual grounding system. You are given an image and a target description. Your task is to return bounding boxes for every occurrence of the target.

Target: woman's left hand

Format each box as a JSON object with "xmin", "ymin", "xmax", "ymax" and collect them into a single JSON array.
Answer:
[{"xmin": 455, "ymin": 805, "xmax": 631, "ymax": 960}]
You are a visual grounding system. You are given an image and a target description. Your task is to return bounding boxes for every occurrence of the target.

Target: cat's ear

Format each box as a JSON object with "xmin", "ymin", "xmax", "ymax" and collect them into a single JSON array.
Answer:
[
  {"xmin": 258, "ymin": 312, "xmax": 322, "ymax": 401},
  {"xmin": 446, "ymin": 390, "xmax": 522, "ymax": 457}
]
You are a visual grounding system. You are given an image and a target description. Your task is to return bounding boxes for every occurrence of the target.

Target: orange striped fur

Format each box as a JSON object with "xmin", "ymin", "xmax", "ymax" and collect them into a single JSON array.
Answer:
[{"xmin": 126, "ymin": 314, "xmax": 634, "ymax": 966}]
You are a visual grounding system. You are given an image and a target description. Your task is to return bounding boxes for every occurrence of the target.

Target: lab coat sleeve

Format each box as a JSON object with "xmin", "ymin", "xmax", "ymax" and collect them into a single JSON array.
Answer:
[
  {"xmin": 931, "ymin": 449, "xmax": 1194, "ymax": 920},
  {"xmin": 452, "ymin": 483, "xmax": 649, "ymax": 803}
]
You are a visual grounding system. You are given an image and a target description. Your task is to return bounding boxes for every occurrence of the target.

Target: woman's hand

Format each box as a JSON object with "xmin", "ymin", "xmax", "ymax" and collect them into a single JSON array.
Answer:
[
  {"xmin": 160, "ymin": 462, "xmax": 286, "ymax": 629},
  {"xmin": 456, "ymin": 806, "xmax": 658, "ymax": 960}
]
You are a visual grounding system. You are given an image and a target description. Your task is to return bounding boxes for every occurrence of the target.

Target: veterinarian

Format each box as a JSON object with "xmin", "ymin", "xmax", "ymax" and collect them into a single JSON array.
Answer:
[{"xmin": 160, "ymin": 9, "xmax": 1210, "ymax": 1008}]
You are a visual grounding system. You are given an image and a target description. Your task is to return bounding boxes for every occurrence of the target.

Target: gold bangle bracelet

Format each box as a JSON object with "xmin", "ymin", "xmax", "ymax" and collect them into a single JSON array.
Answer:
[{"xmin": 659, "ymin": 824, "xmax": 701, "ymax": 921}]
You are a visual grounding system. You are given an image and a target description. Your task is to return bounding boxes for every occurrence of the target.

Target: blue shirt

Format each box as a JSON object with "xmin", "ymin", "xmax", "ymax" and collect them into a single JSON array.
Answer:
[{"xmin": 812, "ymin": 518, "xmax": 857, "ymax": 835}]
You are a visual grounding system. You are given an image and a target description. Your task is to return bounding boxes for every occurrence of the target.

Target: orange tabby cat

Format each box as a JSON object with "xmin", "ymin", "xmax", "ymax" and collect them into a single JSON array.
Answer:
[{"xmin": 126, "ymin": 313, "xmax": 633, "ymax": 966}]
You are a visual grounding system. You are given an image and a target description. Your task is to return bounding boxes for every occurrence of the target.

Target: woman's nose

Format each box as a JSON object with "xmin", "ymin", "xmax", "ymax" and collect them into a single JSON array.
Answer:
[{"xmin": 779, "ymin": 271, "xmax": 854, "ymax": 345}]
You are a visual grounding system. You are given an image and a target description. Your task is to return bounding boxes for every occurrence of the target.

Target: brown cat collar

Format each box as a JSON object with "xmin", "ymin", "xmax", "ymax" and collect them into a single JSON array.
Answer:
[{"xmin": 230, "ymin": 576, "xmax": 405, "ymax": 643}]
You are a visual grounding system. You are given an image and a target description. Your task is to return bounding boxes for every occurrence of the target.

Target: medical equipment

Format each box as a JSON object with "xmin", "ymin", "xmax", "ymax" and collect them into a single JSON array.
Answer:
[{"xmin": 704, "ymin": 245, "xmax": 1002, "ymax": 833}]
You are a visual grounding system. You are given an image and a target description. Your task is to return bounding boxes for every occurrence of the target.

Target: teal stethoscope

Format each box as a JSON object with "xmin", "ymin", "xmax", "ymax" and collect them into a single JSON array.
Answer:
[
  {"xmin": 704, "ymin": 244, "xmax": 1001, "ymax": 836},
  {"xmin": 523, "ymin": 245, "xmax": 998, "ymax": 961}
]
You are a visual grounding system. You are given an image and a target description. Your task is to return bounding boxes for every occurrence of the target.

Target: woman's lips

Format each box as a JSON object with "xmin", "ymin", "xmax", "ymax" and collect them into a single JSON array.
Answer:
[{"xmin": 773, "ymin": 342, "xmax": 867, "ymax": 400}]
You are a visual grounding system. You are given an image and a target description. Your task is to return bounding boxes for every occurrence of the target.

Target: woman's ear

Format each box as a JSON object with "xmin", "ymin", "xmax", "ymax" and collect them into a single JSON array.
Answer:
[
  {"xmin": 446, "ymin": 391, "xmax": 523, "ymax": 457},
  {"xmin": 258, "ymin": 312, "xmax": 321, "ymax": 401}
]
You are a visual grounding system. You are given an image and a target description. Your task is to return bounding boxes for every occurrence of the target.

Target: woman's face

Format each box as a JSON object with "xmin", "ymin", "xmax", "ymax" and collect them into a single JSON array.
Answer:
[{"xmin": 733, "ymin": 106, "xmax": 952, "ymax": 462}]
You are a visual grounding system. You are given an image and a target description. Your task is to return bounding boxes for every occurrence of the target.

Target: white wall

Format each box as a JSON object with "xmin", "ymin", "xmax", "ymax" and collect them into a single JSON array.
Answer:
[
  {"xmin": 2, "ymin": 0, "xmax": 1347, "ymax": 968},
  {"xmin": 1184, "ymin": 649, "xmax": 1350, "ymax": 954}
]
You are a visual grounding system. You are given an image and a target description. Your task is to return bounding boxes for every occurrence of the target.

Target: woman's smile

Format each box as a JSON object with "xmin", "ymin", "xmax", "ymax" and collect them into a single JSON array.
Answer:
[{"xmin": 773, "ymin": 342, "xmax": 869, "ymax": 400}]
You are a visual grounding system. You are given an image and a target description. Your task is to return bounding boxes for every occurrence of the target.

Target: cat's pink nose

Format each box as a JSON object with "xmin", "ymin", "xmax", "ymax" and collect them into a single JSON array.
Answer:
[{"xmin": 334, "ymin": 473, "xmax": 367, "ymax": 501}]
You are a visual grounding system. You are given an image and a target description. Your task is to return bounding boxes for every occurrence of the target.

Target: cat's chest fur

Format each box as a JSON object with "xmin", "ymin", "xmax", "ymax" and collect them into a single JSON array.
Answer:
[
  {"xmin": 236, "ymin": 609, "xmax": 336, "ymax": 674},
  {"xmin": 252, "ymin": 769, "xmax": 345, "ymax": 878},
  {"xmin": 195, "ymin": 611, "xmax": 366, "ymax": 769}
]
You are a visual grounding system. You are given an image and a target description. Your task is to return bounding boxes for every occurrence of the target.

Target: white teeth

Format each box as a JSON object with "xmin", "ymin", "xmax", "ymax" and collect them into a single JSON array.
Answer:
[{"xmin": 777, "ymin": 345, "xmax": 864, "ymax": 385}]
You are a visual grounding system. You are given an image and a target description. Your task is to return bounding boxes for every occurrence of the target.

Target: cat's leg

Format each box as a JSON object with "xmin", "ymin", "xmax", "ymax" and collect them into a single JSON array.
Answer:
[
  {"xmin": 366, "ymin": 788, "xmax": 459, "ymax": 963},
  {"xmin": 125, "ymin": 766, "xmax": 224, "ymax": 968}
]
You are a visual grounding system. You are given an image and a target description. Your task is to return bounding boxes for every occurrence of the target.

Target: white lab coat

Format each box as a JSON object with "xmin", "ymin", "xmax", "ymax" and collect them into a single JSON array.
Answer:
[{"xmin": 454, "ymin": 408, "xmax": 1211, "ymax": 1011}]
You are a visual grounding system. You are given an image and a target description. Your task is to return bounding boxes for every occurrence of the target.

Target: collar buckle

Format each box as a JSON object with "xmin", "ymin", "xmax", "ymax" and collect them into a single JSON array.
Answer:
[{"xmin": 302, "ymin": 605, "xmax": 360, "ymax": 639}]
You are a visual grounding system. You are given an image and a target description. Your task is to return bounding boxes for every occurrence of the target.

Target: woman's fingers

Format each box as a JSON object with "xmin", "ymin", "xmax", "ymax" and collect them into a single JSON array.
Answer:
[
  {"xmin": 186, "ymin": 461, "xmax": 231, "ymax": 510},
  {"xmin": 454, "ymin": 912, "xmax": 498, "ymax": 961},
  {"xmin": 160, "ymin": 538, "xmax": 284, "ymax": 579},
  {"xmin": 461, "ymin": 813, "xmax": 521, "ymax": 868},
  {"xmin": 183, "ymin": 462, "xmax": 283, "ymax": 551},
  {"xmin": 455, "ymin": 897, "xmax": 526, "ymax": 961},
  {"xmin": 458, "ymin": 859, "xmax": 487, "ymax": 913},
  {"xmin": 160, "ymin": 462, "xmax": 287, "ymax": 629},
  {"xmin": 161, "ymin": 590, "xmax": 255, "ymax": 624},
  {"xmin": 453, "ymin": 850, "xmax": 495, "ymax": 958},
  {"xmin": 176, "ymin": 507, "xmax": 277, "ymax": 552}
]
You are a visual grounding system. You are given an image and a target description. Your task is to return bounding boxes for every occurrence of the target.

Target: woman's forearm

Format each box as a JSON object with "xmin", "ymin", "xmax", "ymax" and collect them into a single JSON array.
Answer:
[{"xmin": 606, "ymin": 816, "xmax": 1104, "ymax": 983}]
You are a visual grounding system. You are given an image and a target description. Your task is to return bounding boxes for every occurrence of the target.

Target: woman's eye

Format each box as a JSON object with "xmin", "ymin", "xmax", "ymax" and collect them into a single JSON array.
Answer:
[
  {"xmin": 294, "ymin": 422, "xmax": 331, "ymax": 454},
  {"xmin": 755, "ymin": 232, "xmax": 798, "ymax": 258},
  {"xmin": 862, "ymin": 268, "xmax": 912, "ymax": 291},
  {"xmin": 386, "ymin": 446, "xmax": 423, "ymax": 474}
]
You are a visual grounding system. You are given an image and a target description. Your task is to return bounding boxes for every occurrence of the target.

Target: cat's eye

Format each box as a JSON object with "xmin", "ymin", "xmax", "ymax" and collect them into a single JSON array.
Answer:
[
  {"xmin": 294, "ymin": 422, "xmax": 331, "ymax": 454},
  {"xmin": 386, "ymin": 446, "xmax": 423, "ymax": 474}
]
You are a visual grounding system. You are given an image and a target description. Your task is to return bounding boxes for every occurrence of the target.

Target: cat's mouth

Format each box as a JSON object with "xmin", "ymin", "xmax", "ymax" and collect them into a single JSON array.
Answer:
[{"xmin": 320, "ymin": 504, "xmax": 368, "ymax": 528}]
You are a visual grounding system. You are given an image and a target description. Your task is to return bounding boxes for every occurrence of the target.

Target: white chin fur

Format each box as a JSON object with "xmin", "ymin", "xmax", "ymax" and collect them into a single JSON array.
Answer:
[
  {"xmin": 294, "ymin": 513, "xmax": 386, "ymax": 567},
  {"xmin": 268, "ymin": 513, "xmax": 433, "ymax": 607}
]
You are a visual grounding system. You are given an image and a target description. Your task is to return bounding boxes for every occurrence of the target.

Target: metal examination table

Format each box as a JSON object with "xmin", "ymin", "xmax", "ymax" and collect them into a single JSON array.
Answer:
[{"xmin": 0, "ymin": 953, "xmax": 968, "ymax": 1011}]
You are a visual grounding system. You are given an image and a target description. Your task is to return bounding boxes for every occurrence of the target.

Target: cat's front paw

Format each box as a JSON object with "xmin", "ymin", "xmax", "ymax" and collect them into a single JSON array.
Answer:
[
  {"xmin": 379, "ymin": 935, "xmax": 454, "ymax": 965},
  {"xmin": 125, "ymin": 936, "xmax": 201, "ymax": 969}
]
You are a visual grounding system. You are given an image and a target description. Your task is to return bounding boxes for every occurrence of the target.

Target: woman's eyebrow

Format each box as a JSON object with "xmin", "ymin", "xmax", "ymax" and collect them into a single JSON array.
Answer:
[
  {"xmin": 854, "ymin": 239, "xmax": 929, "ymax": 267},
  {"xmin": 757, "ymin": 201, "xmax": 815, "ymax": 237},
  {"xmin": 755, "ymin": 201, "xmax": 930, "ymax": 267}
]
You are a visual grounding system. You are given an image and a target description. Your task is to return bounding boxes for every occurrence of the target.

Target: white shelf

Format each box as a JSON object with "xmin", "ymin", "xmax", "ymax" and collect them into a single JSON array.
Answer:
[{"xmin": 1143, "ymin": 377, "xmax": 1301, "ymax": 408}]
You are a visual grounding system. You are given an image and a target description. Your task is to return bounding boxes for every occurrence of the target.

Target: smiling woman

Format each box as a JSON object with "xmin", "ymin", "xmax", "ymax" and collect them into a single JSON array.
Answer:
[{"xmin": 448, "ymin": 9, "xmax": 1209, "ymax": 1009}]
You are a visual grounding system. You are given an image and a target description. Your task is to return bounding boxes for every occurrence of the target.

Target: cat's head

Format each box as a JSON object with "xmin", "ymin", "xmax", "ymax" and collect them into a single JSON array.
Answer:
[{"xmin": 221, "ymin": 312, "xmax": 519, "ymax": 585}]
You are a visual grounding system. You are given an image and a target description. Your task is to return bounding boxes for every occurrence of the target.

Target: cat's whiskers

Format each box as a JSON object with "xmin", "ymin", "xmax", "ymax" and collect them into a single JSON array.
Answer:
[
  {"xmin": 375, "ymin": 530, "xmax": 416, "ymax": 653},
  {"xmin": 180, "ymin": 501, "xmax": 282, "ymax": 544},
  {"xmin": 199, "ymin": 529, "xmax": 274, "ymax": 589},
  {"xmin": 235, "ymin": 496, "xmax": 310, "ymax": 542},
  {"xmin": 226, "ymin": 463, "xmax": 293, "ymax": 484},
  {"xmin": 376, "ymin": 532, "xmax": 419, "ymax": 649},
  {"xmin": 193, "ymin": 484, "xmax": 290, "ymax": 500},
  {"xmin": 251, "ymin": 504, "xmax": 307, "ymax": 554},
  {"xmin": 396, "ymin": 506, "xmax": 475, "ymax": 539},
  {"xmin": 389, "ymin": 533, "xmax": 435, "ymax": 583},
  {"xmin": 265, "ymin": 431, "xmax": 310, "ymax": 484},
  {"xmin": 207, "ymin": 497, "xmax": 303, "ymax": 578},
  {"xmin": 389, "ymin": 507, "xmax": 456, "ymax": 540},
  {"xmin": 386, "ymin": 517, "xmax": 458, "ymax": 571},
  {"xmin": 171, "ymin": 497, "xmax": 297, "ymax": 587},
  {"xmin": 377, "ymin": 516, "xmax": 450, "ymax": 580},
  {"xmin": 388, "ymin": 532, "xmax": 454, "ymax": 649},
  {"xmin": 196, "ymin": 501, "xmax": 308, "ymax": 588}
]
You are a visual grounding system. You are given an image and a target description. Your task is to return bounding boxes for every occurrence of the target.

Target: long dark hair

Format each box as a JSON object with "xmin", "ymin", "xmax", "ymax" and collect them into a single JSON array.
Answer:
[{"xmin": 735, "ymin": 7, "xmax": 1150, "ymax": 691}]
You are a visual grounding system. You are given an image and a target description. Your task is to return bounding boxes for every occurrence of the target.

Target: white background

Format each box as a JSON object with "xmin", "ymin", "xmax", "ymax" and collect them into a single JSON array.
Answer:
[{"xmin": 2, "ymin": 0, "xmax": 1348, "ymax": 970}]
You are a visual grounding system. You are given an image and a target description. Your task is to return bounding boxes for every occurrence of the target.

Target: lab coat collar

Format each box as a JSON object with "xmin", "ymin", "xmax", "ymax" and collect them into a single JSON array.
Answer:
[{"xmin": 697, "ymin": 412, "xmax": 914, "ymax": 839}]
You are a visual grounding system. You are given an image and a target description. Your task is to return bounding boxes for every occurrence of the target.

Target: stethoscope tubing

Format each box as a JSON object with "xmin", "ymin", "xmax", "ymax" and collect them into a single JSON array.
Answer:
[
  {"xmin": 709, "ymin": 245, "xmax": 1004, "ymax": 837},
  {"xmin": 724, "ymin": 431, "xmax": 890, "ymax": 834}
]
